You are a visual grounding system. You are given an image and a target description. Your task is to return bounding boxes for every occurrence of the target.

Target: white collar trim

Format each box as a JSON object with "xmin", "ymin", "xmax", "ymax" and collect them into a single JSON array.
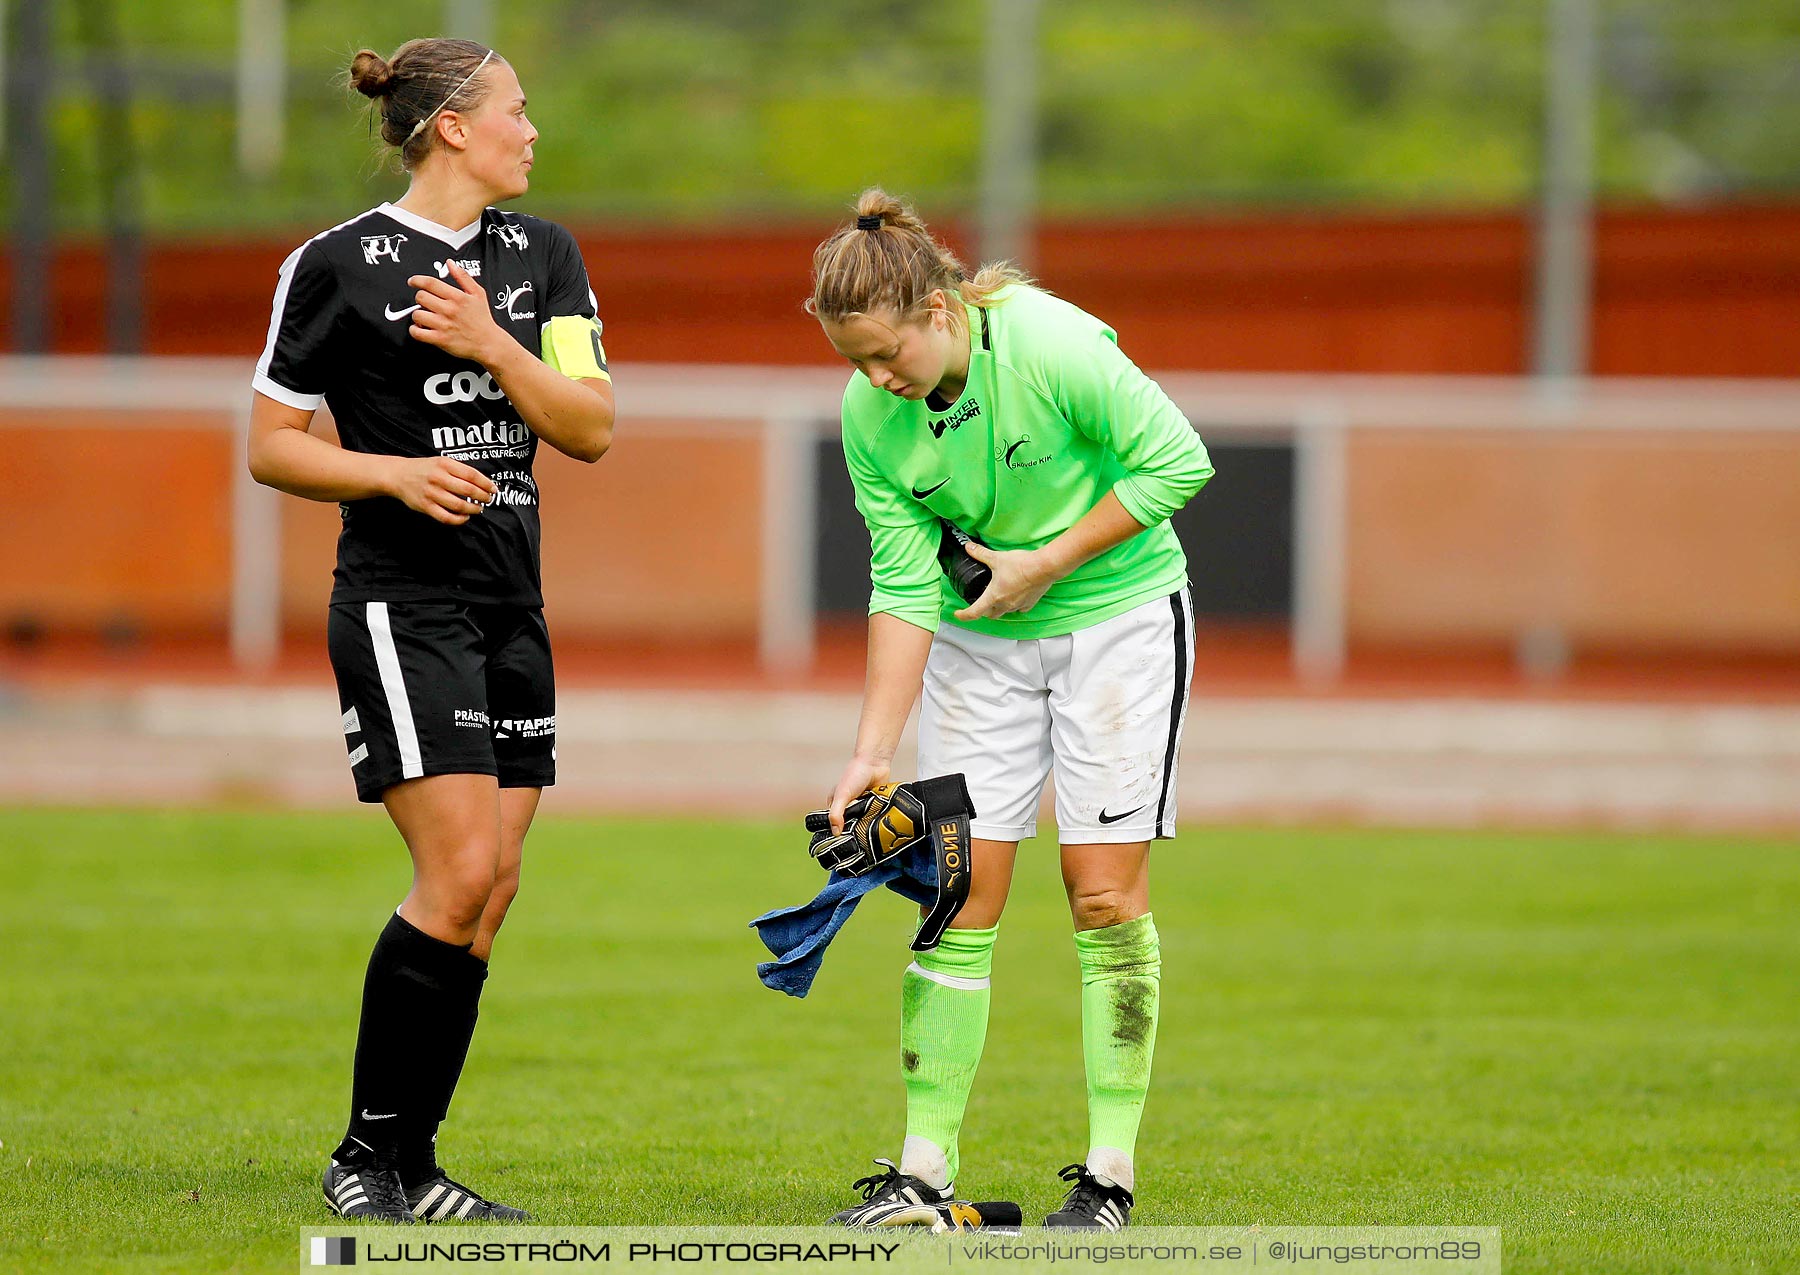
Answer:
[{"xmin": 379, "ymin": 201, "xmax": 486, "ymax": 250}]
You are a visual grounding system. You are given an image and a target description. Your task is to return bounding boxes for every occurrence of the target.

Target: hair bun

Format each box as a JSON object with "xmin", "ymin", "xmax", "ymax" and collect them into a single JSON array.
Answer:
[
  {"xmin": 852, "ymin": 187, "xmax": 923, "ymax": 240},
  {"xmin": 348, "ymin": 50, "xmax": 395, "ymax": 98}
]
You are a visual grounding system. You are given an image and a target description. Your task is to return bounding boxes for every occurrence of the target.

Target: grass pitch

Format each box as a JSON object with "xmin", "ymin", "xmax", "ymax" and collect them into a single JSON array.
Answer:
[{"xmin": 3, "ymin": 809, "xmax": 1797, "ymax": 1273}]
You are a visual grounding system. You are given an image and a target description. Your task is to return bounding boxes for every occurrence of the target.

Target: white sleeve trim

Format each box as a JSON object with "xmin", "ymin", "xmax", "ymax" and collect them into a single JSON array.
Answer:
[
  {"xmin": 251, "ymin": 373, "xmax": 323, "ymax": 411},
  {"xmin": 255, "ymin": 243, "xmax": 307, "ymax": 389},
  {"xmin": 251, "ymin": 221, "xmax": 371, "ymax": 409}
]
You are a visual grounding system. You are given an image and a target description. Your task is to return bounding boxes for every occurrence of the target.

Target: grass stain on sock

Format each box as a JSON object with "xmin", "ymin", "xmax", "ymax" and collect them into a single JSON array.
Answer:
[{"xmin": 1110, "ymin": 980, "xmax": 1155, "ymax": 1048}]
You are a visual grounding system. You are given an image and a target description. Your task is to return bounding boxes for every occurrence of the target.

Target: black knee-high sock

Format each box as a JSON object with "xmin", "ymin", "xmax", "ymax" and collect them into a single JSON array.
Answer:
[
  {"xmin": 399, "ymin": 954, "xmax": 488, "ymax": 1183},
  {"xmin": 333, "ymin": 913, "xmax": 480, "ymax": 1164}
]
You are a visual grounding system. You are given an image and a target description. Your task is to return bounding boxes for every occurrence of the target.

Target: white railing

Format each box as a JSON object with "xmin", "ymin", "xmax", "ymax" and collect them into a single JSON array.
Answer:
[{"xmin": 3, "ymin": 356, "xmax": 1797, "ymax": 678}]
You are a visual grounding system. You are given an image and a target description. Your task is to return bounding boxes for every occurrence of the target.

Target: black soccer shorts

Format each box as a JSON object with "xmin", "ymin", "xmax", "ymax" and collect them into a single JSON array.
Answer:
[{"xmin": 327, "ymin": 600, "xmax": 557, "ymax": 804}]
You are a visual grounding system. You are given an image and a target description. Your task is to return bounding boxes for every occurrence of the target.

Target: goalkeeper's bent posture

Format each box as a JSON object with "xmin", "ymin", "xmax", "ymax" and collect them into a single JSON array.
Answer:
[{"xmin": 805, "ymin": 189, "xmax": 1214, "ymax": 1231}]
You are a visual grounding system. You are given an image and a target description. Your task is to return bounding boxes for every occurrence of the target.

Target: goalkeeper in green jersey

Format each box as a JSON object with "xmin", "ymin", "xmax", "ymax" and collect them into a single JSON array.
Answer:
[{"xmin": 805, "ymin": 189, "xmax": 1214, "ymax": 1230}]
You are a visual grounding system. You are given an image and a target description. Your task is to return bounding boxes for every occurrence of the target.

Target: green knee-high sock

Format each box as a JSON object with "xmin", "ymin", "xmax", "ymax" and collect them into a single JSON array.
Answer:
[
  {"xmin": 899, "ymin": 925, "xmax": 998, "ymax": 1189},
  {"xmin": 1076, "ymin": 913, "xmax": 1161, "ymax": 1190}
]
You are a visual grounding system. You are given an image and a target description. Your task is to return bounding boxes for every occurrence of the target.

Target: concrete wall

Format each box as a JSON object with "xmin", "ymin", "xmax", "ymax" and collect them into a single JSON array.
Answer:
[{"xmin": 5, "ymin": 409, "xmax": 1797, "ymax": 655}]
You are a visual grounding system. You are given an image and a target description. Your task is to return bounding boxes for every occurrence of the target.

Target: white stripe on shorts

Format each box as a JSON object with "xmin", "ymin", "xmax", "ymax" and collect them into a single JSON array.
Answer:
[{"xmin": 366, "ymin": 602, "xmax": 423, "ymax": 780}]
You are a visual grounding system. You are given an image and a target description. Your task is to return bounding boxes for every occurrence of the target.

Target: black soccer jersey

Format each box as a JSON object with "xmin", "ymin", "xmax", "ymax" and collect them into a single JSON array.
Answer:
[{"xmin": 254, "ymin": 202, "xmax": 602, "ymax": 607}]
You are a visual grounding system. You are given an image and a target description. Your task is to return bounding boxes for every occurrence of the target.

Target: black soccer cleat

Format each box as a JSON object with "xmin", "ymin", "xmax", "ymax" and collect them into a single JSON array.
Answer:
[
  {"xmin": 324, "ymin": 1157, "xmax": 415, "ymax": 1224},
  {"xmin": 406, "ymin": 1174, "xmax": 533, "ymax": 1222},
  {"xmin": 828, "ymin": 1158, "xmax": 954, "ymax": 1227},
  {"xmin": 1044, "ymin": 1162, "xmax": 1133, "ymax": 1230}
]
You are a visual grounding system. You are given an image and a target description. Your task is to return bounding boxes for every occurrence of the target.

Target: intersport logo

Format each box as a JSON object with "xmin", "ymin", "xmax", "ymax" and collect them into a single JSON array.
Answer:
[
  {"xmin": 425, "ymin": 370, "xmax": 507, "ymax": 404},
  {"xmin": 928, "ymin": 397, "xmax": 981, "ymax": 439}
]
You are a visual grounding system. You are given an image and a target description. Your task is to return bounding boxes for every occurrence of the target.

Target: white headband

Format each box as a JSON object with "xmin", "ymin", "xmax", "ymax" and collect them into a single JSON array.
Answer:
[{"xmin": 406, "ymin": 49, "xmax": 495, "ymax": 142}]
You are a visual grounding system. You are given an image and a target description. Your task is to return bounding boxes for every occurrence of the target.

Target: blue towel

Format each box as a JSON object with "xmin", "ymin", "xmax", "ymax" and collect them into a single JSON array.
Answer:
[{"xmin": 750, "ymin": 842, "xmax": 939, "ymax": 998}]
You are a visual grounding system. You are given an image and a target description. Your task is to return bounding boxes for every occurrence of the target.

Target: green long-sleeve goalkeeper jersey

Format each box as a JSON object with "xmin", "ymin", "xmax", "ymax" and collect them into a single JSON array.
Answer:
[{"xmin": 840, "ymin": 284, "xmax": 1215, "ymax": 639}]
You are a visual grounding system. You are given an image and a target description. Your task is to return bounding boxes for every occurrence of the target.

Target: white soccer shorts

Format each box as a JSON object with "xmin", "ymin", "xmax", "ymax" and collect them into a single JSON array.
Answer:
[{"xmin": 916, "ymin": 588, "xmax": 1194, "ymax": 844}]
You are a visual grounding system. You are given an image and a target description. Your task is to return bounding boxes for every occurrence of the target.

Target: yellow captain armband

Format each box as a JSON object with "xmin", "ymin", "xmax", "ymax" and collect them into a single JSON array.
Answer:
[{"xmin": 540, "ymin": 315, "xmax": 611, "ymax": 383}]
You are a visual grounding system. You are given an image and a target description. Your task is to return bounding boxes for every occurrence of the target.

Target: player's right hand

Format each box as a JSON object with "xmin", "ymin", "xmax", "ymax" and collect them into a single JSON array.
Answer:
[
  {"xmin": 388, "ymin": 456, "xmax": 499, "ymax": 525},
  {"xmin": 826, "ymin": 755, "xmax": 890, "ymax": 835}
]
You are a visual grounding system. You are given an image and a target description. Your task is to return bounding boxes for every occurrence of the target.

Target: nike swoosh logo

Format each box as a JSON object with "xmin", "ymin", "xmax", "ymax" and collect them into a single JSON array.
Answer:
[
  {"xmin": 384, "ymin": 304, "xmax": 419, "ymax": 321},
  {"xmin": 912, "ymin": 477, "xmax": 950, "ymax": 499},
  {"xmin": 361, "ymin": 1110, "xmax": 398, "ymax": 1120},
  {"xmin": 1097, "ymin": 805, "xmax": 1145, "ymax": 825}
]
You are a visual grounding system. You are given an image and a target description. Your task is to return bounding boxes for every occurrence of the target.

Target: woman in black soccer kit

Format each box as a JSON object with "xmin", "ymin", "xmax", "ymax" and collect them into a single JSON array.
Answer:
[{"xmin": 249, "ymin": 39, "xmax": 614, "ymax": 1223}]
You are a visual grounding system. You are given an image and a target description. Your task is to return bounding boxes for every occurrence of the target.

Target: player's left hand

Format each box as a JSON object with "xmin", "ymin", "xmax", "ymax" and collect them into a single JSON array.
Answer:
[
  {"xmin": 952, "ymin": 542, "xmax": 1057, "ymax": 621},
  {"xmin": 406, "ymin": 261, "xmax": 503, "ymax": 363}
]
